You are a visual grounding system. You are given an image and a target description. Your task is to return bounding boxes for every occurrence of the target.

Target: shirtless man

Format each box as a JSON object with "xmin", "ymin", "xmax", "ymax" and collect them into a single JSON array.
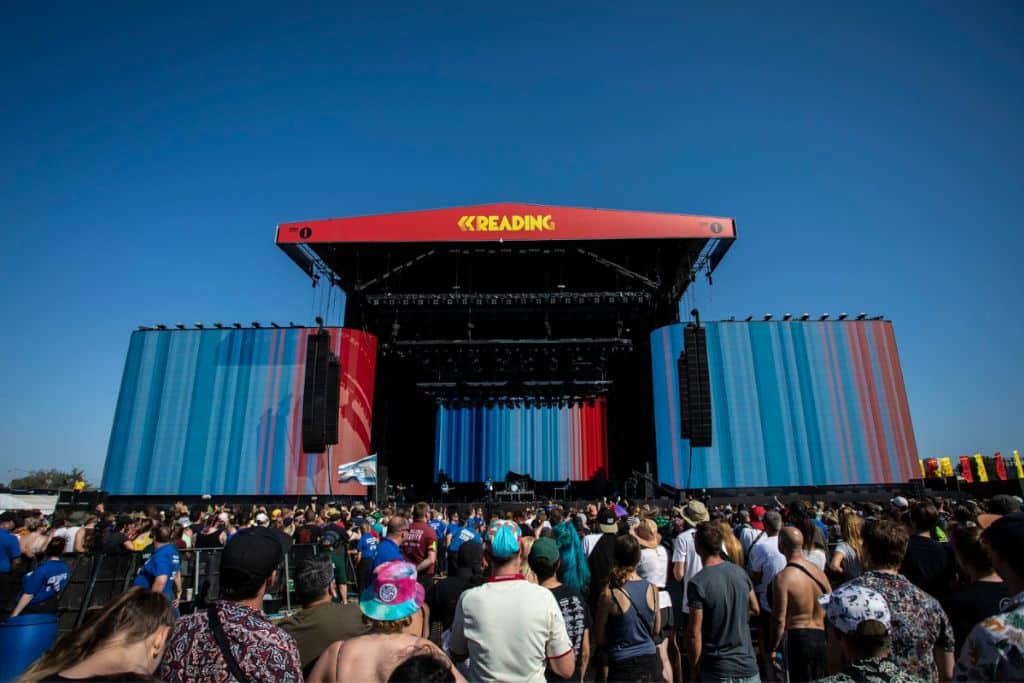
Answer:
[
  {"xmin": 308, "ymin": 634, "xmax": 464, "ymax": 683},
  {"xmin": 770, "ymin": 526, "xmax": 831, "ymax": 682}
]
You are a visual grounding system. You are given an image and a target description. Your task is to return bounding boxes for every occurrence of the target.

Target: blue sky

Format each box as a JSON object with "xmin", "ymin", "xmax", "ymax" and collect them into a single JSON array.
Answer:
[{"xmin": 2, "ymin": 3, "xmax": 1021, "ymax": 484}]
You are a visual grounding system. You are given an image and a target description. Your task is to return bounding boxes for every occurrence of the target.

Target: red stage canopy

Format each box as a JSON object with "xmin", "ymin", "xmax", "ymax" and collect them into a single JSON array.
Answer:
[{"xmin": 277, "ymin": 203, "xmax": 736, "ymax": 244}]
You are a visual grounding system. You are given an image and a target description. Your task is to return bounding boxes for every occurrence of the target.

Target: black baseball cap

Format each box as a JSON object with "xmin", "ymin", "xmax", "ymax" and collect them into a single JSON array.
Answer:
[
  {"xmin": 221, "ymin": 527, "xmax": 285, "ymax": 581},
  {"xmin": 598, "ymin": 507, "xmax": 618, "ymax": 533}
]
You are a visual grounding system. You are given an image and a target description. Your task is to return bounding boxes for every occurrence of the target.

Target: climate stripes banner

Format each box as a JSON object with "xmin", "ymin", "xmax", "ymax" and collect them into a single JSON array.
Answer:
[
  {"xmin": 434, "ymin": 399, "xmax": 608, "ymax": 482},
  {"xmin": 651, "ymin": 321, "xmax": 918, "ymax": 488},
  {"xmin": 102, "ymin": 327, "xmax": 377, "ymax": 495}
]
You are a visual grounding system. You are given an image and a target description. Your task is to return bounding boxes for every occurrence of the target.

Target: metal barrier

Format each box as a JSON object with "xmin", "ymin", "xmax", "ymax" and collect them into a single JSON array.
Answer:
[{"xmin": 54, "ymin": 544, "xmax": 359, "ymax": 634}]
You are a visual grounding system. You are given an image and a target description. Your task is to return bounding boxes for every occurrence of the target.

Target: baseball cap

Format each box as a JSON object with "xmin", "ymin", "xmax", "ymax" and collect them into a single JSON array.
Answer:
[
  {"xmin": 890, "ymin": 496, "xmax": 909, "ymax": 509},
  {"xmin": 529, "ymin": 537, "xmax": 560, "ymax": 565},
  {"xmin": 221, "ymin": 527, "xmax": 285, "ymax": 581},
  {"xmin": 255, "ymin": 512, "xmax": 269, "ymax": 525},
  {"xmin": 820, "ymin": 584, "xmax": 891, "ymax": 635},
  {"xmin": 751, "ymin": 505, "xmax": 766, "ymax": 520},
  {"xmin": 360, "ymin": 560, "xmax": 425, "ymax": 621},
  {"xmin": 597, "ymin": 507, "xmax": 618, "ymax": 533}
]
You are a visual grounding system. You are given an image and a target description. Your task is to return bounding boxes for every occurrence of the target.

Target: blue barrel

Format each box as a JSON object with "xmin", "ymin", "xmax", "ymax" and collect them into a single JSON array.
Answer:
[{"xmin": 0, "ymin": 613, "xmax": 59, "ymax": 680}]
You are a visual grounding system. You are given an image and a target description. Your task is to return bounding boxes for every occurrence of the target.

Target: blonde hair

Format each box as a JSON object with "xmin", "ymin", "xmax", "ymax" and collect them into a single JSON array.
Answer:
[
  {"xmin": 716, "ymin": 519, "xmax": 744, "ymax": 567},
  {"xmin": 519, "ymin": 536, "xmax": 536, "ymax": 582},
  {"xmin": 21, "ymin": 588, "xmax": 174, "ymax": 682},
  {"xmin": 839, "ymin": 510, "xmax": 864, "ymax": 562}
]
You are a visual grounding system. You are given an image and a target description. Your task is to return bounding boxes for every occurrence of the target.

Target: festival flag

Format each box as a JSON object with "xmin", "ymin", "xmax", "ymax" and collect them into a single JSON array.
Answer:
[
  {"xmin": 939, "ymin": 457, "xmax": 954, "ymax": 477},
  {"xmin": 958, "ymin": 456, "xmax": 973, "ymax": 482},
  {"xmin": 993, "ymin": 452, "xmax": 1008, "ymax": 481},
  {"xmin": 1013, "ymin": 450, "xmax": 1023, "ymax": 479},
  {"xmin": 337, "ymin": 454, "xmax": 377, "ymax": 485},
  {"xmin": 973, "ymin": 453, "xmax": 988, "ymax": 482},
  {"xmin": 918, "ymin": 459, "xmax": 926, "ymax": 478}
]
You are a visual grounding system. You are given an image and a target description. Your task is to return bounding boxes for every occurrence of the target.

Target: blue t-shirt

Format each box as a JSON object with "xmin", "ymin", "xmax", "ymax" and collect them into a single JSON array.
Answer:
[
  {"xmin": 21, "ymin": 559, "xmax": 70, "ymax": 605},
  {"xmin": 0, "ymin": 528, "xmax": 21, "ymax": 573},
  {"xmin": 132, "ymin": 544, "xmax": 180, "ymax": 601},
  {"xmin": 428, "ymin": 519, "xmax": 447, "ymax": 540},
  {"xmin": 357, "ymin": 533, "xmax": 379, "ymax": 560},
  {"xmin": 371, "ymin": 538, "xmax": 404, "ymax": 570},
  {"xmin": 448, "ymin": 527, "xmax": 481, "ymax": 553}
]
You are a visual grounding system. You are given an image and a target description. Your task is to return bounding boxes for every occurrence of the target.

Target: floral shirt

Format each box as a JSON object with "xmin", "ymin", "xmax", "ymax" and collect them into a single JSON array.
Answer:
[
  {"xmin": 955, "ymin": 590, "xmax": 1024, "ymax": 682},
  {"xmin": 845, "ymin": 571, "xmax": 954, "ymax": 683},
  {"xmin": 158, "ymin": 600, "xmax": 303, "ymax": 683},
  {"xmin": 816, "ymin": 656, "xmax": 925, "ymax": 683}
]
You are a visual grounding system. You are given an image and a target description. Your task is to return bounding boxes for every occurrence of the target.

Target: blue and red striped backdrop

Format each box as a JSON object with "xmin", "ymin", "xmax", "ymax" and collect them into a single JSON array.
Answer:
[
  {"xmin": 434, "ymin": 399, "xmax": 608, "ymax": 482},
  {"xmin": 651, "ymin": 321, "xmax": 918, "ymax": 488},
  {"xmin": 102, "ymin": 327, "xmax": 377, "ymax": 495}
]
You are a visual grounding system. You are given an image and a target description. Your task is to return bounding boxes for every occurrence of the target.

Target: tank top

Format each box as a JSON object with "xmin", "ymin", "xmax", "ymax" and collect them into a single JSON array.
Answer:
[
  {"xmin": 606, "ymin": 579, "xmax": 657, "ymax": 660},
  {"xmin": 195, "ymin": 529, "xmax": 223, "ymax": 548}
]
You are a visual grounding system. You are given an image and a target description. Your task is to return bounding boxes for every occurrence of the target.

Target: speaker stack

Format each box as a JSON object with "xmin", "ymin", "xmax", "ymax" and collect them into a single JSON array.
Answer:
[
  {"xmin": 302, "ymin": 331, "xmax": 341, "ymax": 453},
  {"xmin": 678, "ymin": 325, "xmax": 713, "ymax": 448}
]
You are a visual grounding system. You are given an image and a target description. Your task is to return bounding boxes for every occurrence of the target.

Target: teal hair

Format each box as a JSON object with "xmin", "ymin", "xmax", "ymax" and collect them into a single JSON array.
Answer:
[{"xmin": 553, "ymin": 521, "xmax": 590, "ymax": 595}]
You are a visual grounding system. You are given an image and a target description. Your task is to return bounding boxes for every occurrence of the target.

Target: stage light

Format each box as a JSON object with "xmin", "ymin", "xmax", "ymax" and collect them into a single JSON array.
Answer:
[
  {"xmin": 214, "ymin": 322, "xmax": 224, "ymax": 329},
  {"xmin": 155, "ymin": 324, "xmax": 167, "ymax": 330},
  {"xmin": 763, "ymin": 314, "xmax": 773, "ymax": 321},
  {"xmin": 728, "ymin": 316, "xmax": 736, "ymax": 322},
  {"xmin": 194, "ymin": 323, "xmax": 204, "ymax": 329},
  {"xmin": 251, "ymin": 322, "xmax": 261, "ymax": 328},
  {"xmin": 137, "ymin": 325, "xmax": 150, "ymax": 331},
  {"xmin": 175, "ymin": 322, "xmax": 185, "ymax": 329},
  {"xmin": 838, "ymin": 313, "xmax": 848, "ymax": 320},
  {"xmin": 872, "ymin": 315, "xmax": 884, "ymax": 320},
  {"xmin": 270, "ymin": 322, "xmax": 280, "ymax": 328},
  {"xmin": 745, "ymin": 316, "xmax": 753, "ymax": 322},
  {"xmin": 856, "ymin": 312, "xmax": 867, "ymax": 320},
  {"xmin": 289, "ymin": 321, "xmax": 298, "ymax": 327},
  {"xmin": 800, "ymin": 314, "xmax": 810, "ymax": 321},
  {"xmin": 820, "ymin": 314, "xmax": 830, "ymax": 320},
  {"xmin": 232, "ymin": 322, "xmax": 242, "ymax": 328},
  {"xmin": 783, "ymin": 313, "xmax": 792, "ymax": 321}
]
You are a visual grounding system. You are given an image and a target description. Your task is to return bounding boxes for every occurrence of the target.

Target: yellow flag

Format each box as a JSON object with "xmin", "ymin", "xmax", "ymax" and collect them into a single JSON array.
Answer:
[
  {"xmin": 973, "ymin": 454, "xmax": 988, "ymax": 482},
  {"xmin": 939, "ymin": 457, "xmax": 954, "ymax": 477},
  {"xmin": 1014, "ymin": 450, "xmax": 1023, "ymax": 479},
  {"xmin": 918, "ymin": 460, "xmax": 926, "ymax": 478}
]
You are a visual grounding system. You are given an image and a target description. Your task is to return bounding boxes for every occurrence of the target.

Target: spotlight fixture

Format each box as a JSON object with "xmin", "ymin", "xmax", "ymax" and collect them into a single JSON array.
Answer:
[
  {"xmin": 137, "ymin": 325, "xmax": 150, "ymax": 331},
  {"xmin": 872, "ymin": 315, "xmax": 885, "ymax": 320},
  {"xmin": 745, "ymin": 315, "xmax": 753, "ymax": 322},
  {"xmin": 175, "ymin": 323, "xmax": 185, "ymax": 329},
  {"xmin": 783, "ymin": 313, "xmax": 792, "ymax": 321},
  {"xmin": 856, "ymin": 312, "xmax": 867, "ymax": 320},
  {"xmin": 214, "ymin": 322, "xmax": 224, "ymax": 329},
  {"xmin": 838, "ymin": 313, "xmax": 848, "ymax": 320},
  {"xmin": 194, "ymin": 323, "xmax": 204, "ymax": 329},
  {"xmin": 820, "ymin": 314, "xmax": 830, "ymax": 320},
  {"xmin": 800, "ymin": 314, "xmax": 810, "ymax": 321},
  {"xmin": 155, "ymin": 323, "xmax": 167, "ymax": 330},
  {"xmin": 289, "ymin": 321, "xmax": 298, "ymax": 327},
  {"xmin": 232, "ymin": 322, "xmax": 242, "ymax": 328},
  {"xmin": 763, "ymin": 314, "xmax": 773, "ymax": 321},
  {"xmin": 270, "ymin": 322, "xmax": 280, "ymax": 328},
  {"xmin": 251, "ymin": 322, "xmax": 261, "ymax": 328},
  {"xmin": 728, "ymin": 316, "xmax": 736, "ymax": 322}
]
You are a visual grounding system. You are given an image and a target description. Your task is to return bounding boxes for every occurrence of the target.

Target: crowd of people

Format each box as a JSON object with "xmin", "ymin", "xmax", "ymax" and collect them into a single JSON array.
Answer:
[{"xmin": 0, "ymin": 490, "xmax": 1022, "ymax": 682}]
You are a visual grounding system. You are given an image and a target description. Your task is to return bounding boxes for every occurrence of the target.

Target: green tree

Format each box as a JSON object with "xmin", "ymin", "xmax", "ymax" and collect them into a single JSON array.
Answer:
[{"xmin": 8, "ymin": 467, "xmax": 89, "ymax": 489}]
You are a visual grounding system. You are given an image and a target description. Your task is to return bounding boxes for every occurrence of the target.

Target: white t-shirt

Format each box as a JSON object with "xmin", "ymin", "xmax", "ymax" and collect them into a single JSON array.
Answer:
[
  {"xmin": 748, "ymin": 534, "xmax": 786, "ymax": 612},
  {"xmin": 450, "ymin": 577, "xmax": 573, "ymax": 683},
  {"xmin": 737, "ymin": 525, "xmax": 762, "ymax": 555},
  {"xmin": 582, "ymin": 533, "xmax": 602, "ymax": 557},
  {"xmin": 802, "ymin": 548, "xmax": 826, "ymax": 571},
  {"xmin": 637, "ymin": 545, "xmax": 672, "ymax": 609},
  {"xmin": 671, "ymin": 528, "xmax": 703, "ymax": 614},
  {"xmin": 53, "ymin": 527, "xmax": 79, "ymax": 553}
]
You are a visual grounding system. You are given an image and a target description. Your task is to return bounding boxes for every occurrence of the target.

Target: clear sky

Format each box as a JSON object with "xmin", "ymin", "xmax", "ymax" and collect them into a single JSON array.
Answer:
[{"xmin": 2, "ymin": 3, "xmax": 1021, "ymax": 484}]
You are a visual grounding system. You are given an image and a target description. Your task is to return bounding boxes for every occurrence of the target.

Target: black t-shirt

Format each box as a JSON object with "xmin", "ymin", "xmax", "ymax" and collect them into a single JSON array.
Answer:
[
  {"xmin": 100, "ymin": 531, "xmax": 129, "ymax": 555},
  {"xmin": 425, "ymin": 572, "xmax": 484, "ymax": 630},
  {"xmin": 587, "ymin": 533, "xmax": 618, "ymax": 607},
  {"xmin": 295, "ymin": 524, "xmax": 323, "ymax": 546},
  {"xmin": 547, "ymin": 584, "xmax": 592, "ymax": 682},
  {"xmin": 195, "ymin": 529, "xmax": 224, "ymax": 548},
  {"xmin": 943, "ymin": 580, "xmax": 1009, "ymax": 654},
  {"xmin": 900, "ymin": 535, "xmax": 955, "ymax": 601}
]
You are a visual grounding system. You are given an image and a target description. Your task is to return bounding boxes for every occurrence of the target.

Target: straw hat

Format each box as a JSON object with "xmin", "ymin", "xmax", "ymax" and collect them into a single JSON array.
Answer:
[{"xmin": 634, "ymin": 518, "xmax": 661, "ymax": 549}]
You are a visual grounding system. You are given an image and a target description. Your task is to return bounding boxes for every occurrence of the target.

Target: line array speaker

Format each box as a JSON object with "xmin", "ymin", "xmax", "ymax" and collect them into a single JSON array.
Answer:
[
  {"xmin": 678, "ymin": 325, "xmax": 713, "ymax": 448},
  {"xmin": 324, "ymin": 356, "xmax": 341, "ymax": 445},
  {"xmin": 302, "ymin": 331, "xmax": 332, "ymax": 453}
]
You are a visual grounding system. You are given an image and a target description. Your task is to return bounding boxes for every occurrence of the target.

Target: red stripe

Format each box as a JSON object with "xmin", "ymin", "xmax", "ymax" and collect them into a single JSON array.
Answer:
[
  {"xmin": 822, "ymin": 326, "xmax": 850, "ymax": 483},
  {"xmin": 884, "ymin": 324, "xmax": 918, "ymax": 477}
]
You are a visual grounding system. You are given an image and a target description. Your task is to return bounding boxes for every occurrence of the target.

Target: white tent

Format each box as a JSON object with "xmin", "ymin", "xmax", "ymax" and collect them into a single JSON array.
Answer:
[{"xmin": 0, "ymin": 493, "xmax": 59, "ymax": 514}]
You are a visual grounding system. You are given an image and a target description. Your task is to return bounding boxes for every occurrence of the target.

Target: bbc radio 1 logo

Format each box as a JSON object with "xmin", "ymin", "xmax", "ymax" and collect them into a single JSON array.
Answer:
[{"xmin": 298, "ymin": 227, "xmax": 313, "ymax": 239}]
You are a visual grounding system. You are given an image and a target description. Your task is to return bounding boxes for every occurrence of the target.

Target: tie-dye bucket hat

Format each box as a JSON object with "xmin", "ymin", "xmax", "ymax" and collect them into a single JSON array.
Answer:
[{"xmin": 359, "ymin": 560, "xmax": 425, "ymax": 621}]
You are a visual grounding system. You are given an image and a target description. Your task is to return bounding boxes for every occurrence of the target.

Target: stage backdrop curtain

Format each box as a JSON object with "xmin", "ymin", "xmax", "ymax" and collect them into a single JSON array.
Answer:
[
  {"xmin": 435, "ymin": 399, "xmax": 608, "ymax": 482},
  {"xmin": 651, "ymin": 320, "xmax": 918, "ymax": 489},
  {"xmin": 102, "ymin": 327, "xmax": 376, "ymax": 495}
]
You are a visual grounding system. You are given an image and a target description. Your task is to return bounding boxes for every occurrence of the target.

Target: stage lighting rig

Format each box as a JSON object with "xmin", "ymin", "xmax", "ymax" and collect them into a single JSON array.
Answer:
[
  {"xmin": 763, "ymin": 314, "xmax": 773, "ymax": 321},
  {"xmin": 838, "ymin": 313, "xmax": 848, "ymax": 320},
  {"xmin": 856, "ymin": 312, "xmax": 867, "ymax": 320},
  {"xmin": 156, "ymin": 324, "xmax": 167, "ymax": 330},
  {"xmin": 194, "ymin": 323, "xmax": 205, "ymax": 329},
  {"xmin": 820, "ymin": 314, "xmax": 830, "ymax": 320},
  {"xmin": 214, "ymin": 322, "xmax": 224, "ymax": 329},
  {"xmin": 175, "ymin": 323, "xmax": 185, "ymax": 329},
  {"xmin": 800, "ymin": 314, "xmax": 810, "ymax": 321},
  {"xmin": 783, "ymin": 313, "xmax": 792, "ymax": 321}
]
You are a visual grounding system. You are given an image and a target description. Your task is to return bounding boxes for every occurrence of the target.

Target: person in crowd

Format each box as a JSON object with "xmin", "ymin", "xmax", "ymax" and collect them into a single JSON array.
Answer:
[
  {"xmin": 387, "ymin": 649, "xmax": 461, "ymax": 682},
  {"xmin": 672, "ymin": 500, "xmax": 710, "ymax": 637},
  {"xmin": 734, "ymin": 510, "xmax": 761, "ymax": 556},
  {"xmin": 816, "ymin": 583, "xmax": 924, "ymax": 683},
  {"xmin": 520, "ymin": 535, "xmax": 537, "ymax": 583},
  {"xmin": 193, "ymin": 512, "xmax": 227, "ymax": 548},
  {"xmin": 900, "ymin": 502, "xmax": 956, "ymax": 602},
  {"xmin": 449, "ymin": 522, "xmax": 575, "ymax": 682},
  {"xmin": 633, "ymin": 517, "xmax": 673, "ymax": 681},
  {"xmin": 10, "ymin": 536, "xmax": 70, "ymax": 617},
  {"xmin": 426, "ymin": 540, "xmax": 485, "ymax": 634},
  {"xmin": 309, "ymin": 560, "xmax": 453, "ymax": 683},
  {"xmin": 553, "ymin": 520, "xmax": 591, "ymax": 598},
  {"xmin": 355, "ymin": 519, "xmax": 380, "ymax": 591},
  {"xmin": 943, "ymin": 523, "xmax": 1007, "ymax": 654},
  {"xmin": 687, "ymin": 521, "xmax": 760, "ymax": 683},
  {"xmin": 277, "ymin": 553, "xmax": 366, "ymax": 677},
  {"xmin": 129, "ymin": 518, "xmax": 153, "ymax": 553},
  {"xmin": 594, "ymin": 533, "xmax": 661, "ymax": 682},
  {"xmin": 19, "ymin": 515, "xmax": 48, "ymax": 561},
  {"xmin": 321, "ymin": 530, "xmax": 350, "ymax": 604},
  {"xmin": 0, "ymin": 511, "xmax": 22, "ymax": 616},
  {"xmin": 158, "ymin": 527, "xmax": 303, "ymax": 682},
  {"xmin": 74, "ymin": 515, "xmax": 100, "ymax": 554},
  {"xmin": 716, "ymin": 517, "xmax": 744, "ymax": 567},
  {"xmin": 587, "ymin": 507, "xmax": 621, "ymax": 608},
  {"xmin": 828, "ymin": 509, "xmax": 864, "ymax": 583},
  {"xmin": 428, "ymin": 508, "xmax": 449, "ymax": 575},
  {"xmin": 843, "ymin": 518, "xmax": 954, "ymax": 682},
  {"xmin": 21, "ymin": 587, "xmax": 175, "ymax": 682},
  {"xmin": 373, "ymin": 515, "xmax": 409, "ymax": 570},
  {"xmin": 748, "ymin": 509, "xmax": 785, "ymax": 675},
  {"xmin": 529, "ymin": 536, "xmax": 591, "ymax": 682},
  {"xmin": 403, "ymin": 502, "xmax": 438, "ymax": 589},
  {"xmin": 100, "ymin": 516, "xmax": 135, "ymax": 555},
  {"xmin": 955, "ymin": 511, "xmax": 1024, "ymax": 681},
  {"xmin": 769, "ymin": 527, "xmax": 831, "ymax": 682},
  {"xmin": 132, "ymin": 525, "xmax": 181, "ymax": 613},
  {"xmin": 446, "ymin": 512, "xmax": 482, "ymax": 572}
]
